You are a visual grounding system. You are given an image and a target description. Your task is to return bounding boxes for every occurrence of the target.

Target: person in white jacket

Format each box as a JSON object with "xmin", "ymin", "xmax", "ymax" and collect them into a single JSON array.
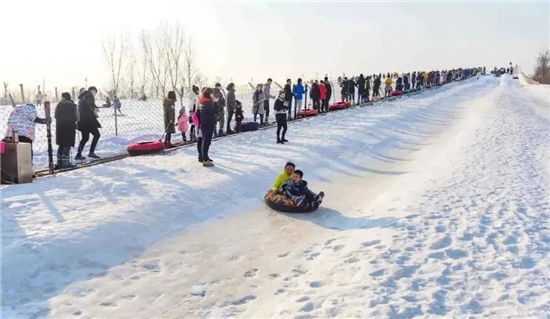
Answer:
[
  {"xmin": 35, "ymin": 91, "xmax": 43, "ymax": 106},
  {"xmin": 5, "ymin": 103, "xmax": 50, "ymax": 159}
]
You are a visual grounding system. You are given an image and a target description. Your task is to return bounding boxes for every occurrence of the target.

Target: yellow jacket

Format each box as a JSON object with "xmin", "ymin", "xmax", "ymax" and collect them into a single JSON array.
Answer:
[
  {"xmin": 385, "ymin": 77, "xmax": 393, "ymax": 85},
  {"xmin": 272, "ymin": 171, "xmax": 292, "ymax": 191}
]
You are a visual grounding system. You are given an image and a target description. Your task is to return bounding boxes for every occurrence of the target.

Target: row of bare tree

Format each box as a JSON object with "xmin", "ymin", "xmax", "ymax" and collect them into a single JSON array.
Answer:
[
  {"xmin": 533, "ymin": 49, "xmax": 550, "ymax": 84},
  {"xmin": 101, "ymin": 22, "xmax": 204, "ymax": 106}
]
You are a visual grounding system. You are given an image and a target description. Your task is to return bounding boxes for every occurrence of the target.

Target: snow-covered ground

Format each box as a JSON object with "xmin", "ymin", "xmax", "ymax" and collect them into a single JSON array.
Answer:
[{"xmin": 2, "ymin": 75, "xmax": 548, "ymax": 318}]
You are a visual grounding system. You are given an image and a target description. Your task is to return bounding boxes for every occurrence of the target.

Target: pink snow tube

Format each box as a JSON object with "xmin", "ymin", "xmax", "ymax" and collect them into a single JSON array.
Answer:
[{"xmin": 391, "ymin": 90, "xmax": 404, "ymax": 96}]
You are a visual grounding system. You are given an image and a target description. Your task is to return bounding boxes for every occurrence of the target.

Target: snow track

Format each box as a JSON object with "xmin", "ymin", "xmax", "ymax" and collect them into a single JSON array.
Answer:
[{"xmin": 2, "ymin": 75, "xmax": 548, "ymax": 318}]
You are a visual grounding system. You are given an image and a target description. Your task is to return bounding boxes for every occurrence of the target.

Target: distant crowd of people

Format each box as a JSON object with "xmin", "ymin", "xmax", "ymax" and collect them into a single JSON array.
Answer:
[{"xmin": 4, "ymin": 66, "xmax": 483, "ymax": 170}]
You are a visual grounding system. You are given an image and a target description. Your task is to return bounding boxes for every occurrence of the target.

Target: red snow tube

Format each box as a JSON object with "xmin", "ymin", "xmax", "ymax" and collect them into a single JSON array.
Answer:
[
  {"xmin": 328, "ymin": 101, "xmax": 350, "ymax": 111},
  {"xmin": 391, "ymin": 90, "xmax": 404, "ymax": 96},
  {"xmin": 127, "ymin": 140, "xmax": 165, "ymax": 156},
  {"xmin": 299, "ymin": 109, "xmax": 318, "ymax": 117}
]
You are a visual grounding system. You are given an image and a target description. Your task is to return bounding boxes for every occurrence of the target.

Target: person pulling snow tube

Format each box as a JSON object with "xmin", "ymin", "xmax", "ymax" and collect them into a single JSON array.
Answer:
[
  {"xmin": 328, "ymin": 101, "xmax": 351, "ymax": 111},
  {"xmin": 239, "ymin": 121, "xmax": 261, "ymax": 132},
  {"xmin": 264, "ymin": 191, "xmax": 319, "ymax": 213},
  {"xmin": 299, "ymin": 109, "xmax": 318, "ymax": 117},
  {"xmin": 391, "ymin": 90, "xmax": 403, "ymax": 96},
  {"xmin": 127, "ymin": 140, "xmax": 165, "ymax": 156}
]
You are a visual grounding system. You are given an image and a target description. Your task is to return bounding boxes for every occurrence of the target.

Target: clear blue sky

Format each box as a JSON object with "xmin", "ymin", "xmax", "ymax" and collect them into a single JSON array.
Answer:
[{"xmin": 0, "ymin": 0, "xmax": 547, "ymax": 91}]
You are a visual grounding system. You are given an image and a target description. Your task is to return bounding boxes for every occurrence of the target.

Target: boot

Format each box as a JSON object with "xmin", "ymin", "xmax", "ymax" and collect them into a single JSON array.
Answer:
[
  {"xmin": 203, "ymin": 160, "xmax": 214, "ymax": 167},
  {"xmin": 218, "ymin": 129, "xmax": 226, "ymax": 136},
  {"xmin": 62, "ymin": 155, "xmax": 76, "ymax": 168},
  {"xmin": 88, "ymin": 152, "xmax": 100, "ymax": 159},
  {"xmin": 277, "ymin": 137, "xmax": 282, "ymax": 144},
  {"xmin": 75, "ymin": 153, "xmax": 86, "ymax": 161}
]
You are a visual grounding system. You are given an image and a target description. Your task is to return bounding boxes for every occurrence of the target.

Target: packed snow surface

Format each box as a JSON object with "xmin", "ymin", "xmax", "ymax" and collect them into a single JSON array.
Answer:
[{"xmin": 2, "ymin": 75, "xmax": 549, "ymax": 318}]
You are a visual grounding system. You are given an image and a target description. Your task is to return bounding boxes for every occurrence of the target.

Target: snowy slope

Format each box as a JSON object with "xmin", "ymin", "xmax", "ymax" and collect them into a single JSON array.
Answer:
[{"xmin": 2, "ymin": 75, "xmax": 548, "ymax": 318}]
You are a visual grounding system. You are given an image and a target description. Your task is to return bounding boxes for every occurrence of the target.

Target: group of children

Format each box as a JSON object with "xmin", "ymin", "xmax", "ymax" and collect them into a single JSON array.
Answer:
[{"xmin": 270, "ymin": 161, "xmax": 324, "ymax": 210}]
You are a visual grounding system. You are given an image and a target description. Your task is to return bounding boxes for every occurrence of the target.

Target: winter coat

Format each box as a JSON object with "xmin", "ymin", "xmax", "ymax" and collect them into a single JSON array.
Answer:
[
  {"xmin": 310, "ymin": 83, "xmax": 320, "ymax": 100},
  {"xmin": 235, "ymin": 106, "xmax": 244, "ymax": 122},
  {"xmin": 77, "ymin": 90, "xmax": 101, "ymax": 131},
  {"xmin": 357, "ymin": 76, "xmax": 366, "ymax": 92},
  {"xmin": 272, "ymin": 171, "xmax": 292, "ymax": 191},
  {"xmin": 284, "ymin": 84, "xmax": 293, "ymax": 102},
  {"xmin": 6, "ymin": 104, "xmax": 38, "ymax": 141},
  {"xmin": 293, "ymin": 83, "xmax": 305, "ymax": 100},
  {"xmin": 252, "ymin": 90, "xmax": 265, "ymax": 115},
  {"xmin": 177, "ymin": 107, "xmax": 189, "ymax": 132},
  {"xmin": 325, "ymin": 82, "xmax": 332, "ymax": 101},
  {"xmin": 263, "ymin": 83, "xmax": 274, "ymax": 101},
  {"xmin": 319, "ymin": 83, "xmax": 327, "ymax": 100},
  {"xmin": 274, "ymin": 98, "xmax": 287, "ymax": 114},
  {"xmin": 214, "ymin": 89, "xmax": 226, "ymax": 113},
  {"xmin": 227, "ymin": 89, "xmax": 236, "ymax": 113},
  {"xmin": 280, "ymin": 179, "xmax": 310, "ymax": 197},
  {"xmin": 55, "ymin": 99, "xmax": 78, "ymax": 146},
  {"xmin": 348, "ymin": 80, "xmax": 356, "ymax": 93},
  {"xmin": 199, "ymin": 97, "xmax": 217, "ymax": 129},
  {"xmin": 163, "ymin": 98, "xmax": 176, "ymax": 133},
  {"xmin": 384, "ymin": 78, "xmax": 393, "ymax": 85}
]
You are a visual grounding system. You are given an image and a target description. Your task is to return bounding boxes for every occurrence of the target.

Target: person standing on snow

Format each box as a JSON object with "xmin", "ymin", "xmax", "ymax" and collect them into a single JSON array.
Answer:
[
  {"xmin": 292, "ymin": 78, "xmax": 305, "ymax": 119},
  {"xmin": 263, "ymin": 79, "xmax": 275, "ymax": 124},
  {"xmin": 310, "ymin": 80, "xmax": 320, "ymax": 111},
  {"xmin": 404, "ymin": 73, "xmax": 410, "ymax": 90},
  {"xmin": 252, "ymin": 84, "xmax": 265, "ymax": 125},
  {"xmin": 341, "ymin": 77, "xmax": 349, "ymax": 102},
  {"xmin": 198, "ymin": 87, "xmax": 217, "ymax": 167},
  {"xmin": 226, "ymin": 82, "xmax": 236, "ymax": 134},
  {"xmin": 274, "ymin": 91, "xmax": 288, "ymax": 144},
  {"xmin": 213, "ymin": 83, "xmax": 226, "ymax": 136},
  {"xmin": 188, "ymin": 85, "xmax": 200, "ymax": 141},
  {"xmin": 283, "ymin": 79, "xmax": 293, "ymax": 120},
  {"xmin": 54, "ymin": 92, "xmax": 78, "ymax": 168},
  {"xmin": 357, "ymin": 74, "xmax": 366, "ymax": 104},
  {"xmin": 163, "ymin": 91, "xmax": 177, "ymax": 148},
  {"xmin": 319, "ymin": 80, "xmax": 327, "ymax": 113},
  {"xmin": 384, "ymin": 76, "xmax": 393, "ymax": 97},
  {"xmin": 75, "ymin": 86, "xmax": 101, "ymax": 160},
  {"xmin": 5, "ymin": 103, "xmax": 50, "ymax": 160},
  {"xmin": 324, "ymin": 76, "xmax": 332, "ymax": 107},
  {"xmin": 372, "ymin": 76, "xmax": 381, "ymax": 98},
  {"xmin": 35, "ymin": 91, "xmax": 43, "ymax": 107}
]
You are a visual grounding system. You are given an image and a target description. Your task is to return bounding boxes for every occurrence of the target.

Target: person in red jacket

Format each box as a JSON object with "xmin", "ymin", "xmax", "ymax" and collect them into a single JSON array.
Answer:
[{"xmin": 319, "ymin": 81, "xmax": 328, "ymax": 113}]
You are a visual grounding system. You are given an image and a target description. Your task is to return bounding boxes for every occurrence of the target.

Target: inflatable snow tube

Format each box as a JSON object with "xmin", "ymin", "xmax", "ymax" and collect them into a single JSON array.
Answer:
[
  {"xmin": 328, "ymin": 101, "xmax": 350, "ymax": 111},
  {"xmin": 299, "ymin": 109, "xmax": 318, "ymax": 117},
  {"xmin": 240, "ymin": 121, "xmax": 260, "ymax": 132},
  {"xmin": 264, "ymin": 191, "xmax": 318, "ymax": 213},
  {"xmin": 127, "ymin": 140, "xmax": 165, "ymax": 156},
  {"xmin": 391, "ymin": 90, "xmax": 403, "ymax": 96}
]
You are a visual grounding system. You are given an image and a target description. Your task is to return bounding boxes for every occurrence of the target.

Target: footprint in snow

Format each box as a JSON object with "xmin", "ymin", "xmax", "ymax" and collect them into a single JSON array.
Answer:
[
  {"xmin": 232, "ymin": 295, "xmax": 256, "ymax": 305},
  {"xmin": 361, "ymin": 240, "xmax": 381, "ymax": 247},
  {"xmin": 309, "ymin": 281, "xmax": 323, "ymax": 288},
  {"xmin": 244, "ymin": 268, "xmax": 258, "ymax": 277}
]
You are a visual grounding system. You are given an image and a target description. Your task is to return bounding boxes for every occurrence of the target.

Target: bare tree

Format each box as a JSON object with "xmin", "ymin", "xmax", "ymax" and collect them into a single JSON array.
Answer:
[
  {"xmin": 161, "ymin": 22, "xmax": 187, "ymax": 106},
  {"xmin": 102, "ymin": 32, "xmax": 128, "ymax": 96},
  {"xmin": 139, "ymin": 29, "xmax": 168, "ymax": 98},
  {"xmin": 183, "ymin": 36, "xmax": 199, "ymax": 96},
  {"xmin": 534, "ymin": 49, "xmax": 550, "ymax": 84}
]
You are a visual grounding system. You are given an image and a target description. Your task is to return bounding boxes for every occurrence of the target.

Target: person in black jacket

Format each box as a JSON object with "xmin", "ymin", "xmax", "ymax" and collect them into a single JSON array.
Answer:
[
  {"xmin": 324, "ymin": 76, "xmax": 332, "ymax": 107},
  {"xmin": 283, "ymin": 79, "xmax": 293, "ymax": 120},
  {"xmin": 274, "ymin": 91, "xmax": 288, "ymax": 144},
  {"xmin": 373, "ymin": 76, "xmax": 381, "ymax": 98},
  {"xmin": 234, "ymin": 100, "xmax": 244, "ymax": 133},
  {"xmin": 75, "ymin": 86, "xmax": 101, "ymax": 160},
  {"xmin": 198, "ymin": 87, "xmax": 217, "ymax": 167},
  {"xmin": 404, "ymin": 74, "xmax": 410, "ymax": 90},
  {"xmin": 310, "ymin": 81, "xmax": 320, "ymax": 111},
  {"xmin": 357, "ymin": 74, "xmax": 365, "ymax": 104},
  {"xmin": 55, "ymin": 92, "xmax": 78, "ymax": 168},
  {"xmin": 348, "ymin": 77, "xmax": 356, "ymax": 105},
  {"xmin": 226, "ymin": 83, "xmax": 236, "ymax": 134}
]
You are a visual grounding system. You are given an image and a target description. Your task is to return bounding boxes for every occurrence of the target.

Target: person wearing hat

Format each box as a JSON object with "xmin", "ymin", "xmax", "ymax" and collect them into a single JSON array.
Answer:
[
  {"xmin": 54, "ymin": 92, "xmax": 78, "ymax": 168},
  {"xmin": 163, "ymin": 91, "xmax": 177, "ymax": 148},
  {"xmin": 75, "ymin": 86, "xmax": 101, "ymax": 160}
]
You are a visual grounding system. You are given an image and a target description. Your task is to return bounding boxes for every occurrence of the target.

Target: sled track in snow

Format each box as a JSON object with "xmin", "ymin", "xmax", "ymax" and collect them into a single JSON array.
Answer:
[{"xmin": 33, "ymin": 79, "xmax": 471, "ymax": 178}]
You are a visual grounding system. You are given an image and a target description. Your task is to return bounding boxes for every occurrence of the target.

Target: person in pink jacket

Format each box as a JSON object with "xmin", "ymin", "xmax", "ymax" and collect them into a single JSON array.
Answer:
[{"xmin": 319, "ymin": 81, "xmax": 328, "ymax": 113}]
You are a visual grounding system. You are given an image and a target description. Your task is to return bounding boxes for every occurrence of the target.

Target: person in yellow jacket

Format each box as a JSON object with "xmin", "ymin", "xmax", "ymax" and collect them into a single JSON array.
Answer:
[
  {"xmin": 384, "ymin": 76, "xmax": 393, "ymax": 97},
  {"xmin": 271, "ymin": 161, "xmax": 296, "ymax": 192}
]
